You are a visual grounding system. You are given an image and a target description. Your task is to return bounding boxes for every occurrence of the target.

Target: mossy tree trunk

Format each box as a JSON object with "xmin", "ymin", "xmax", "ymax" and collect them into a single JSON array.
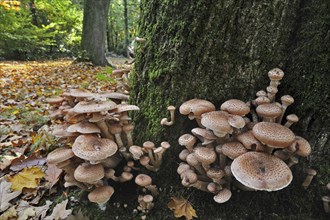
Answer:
[
  {"xmin": 130, "ymin": 0, "xmax": 329, "ymax": 219},
  {"xmin": 81, "ymin": 0, "xmax": 109, "ymax": 66}
]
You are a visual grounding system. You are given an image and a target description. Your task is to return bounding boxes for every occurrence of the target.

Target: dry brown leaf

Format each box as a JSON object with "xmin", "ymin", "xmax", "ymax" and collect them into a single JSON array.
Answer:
[
  {"xmin": 0, "ymin": 206, "xmax": 17, "ymax": 220},
  {"xmin": 66, "ymin": 209, "xmax": 90, "ymax": 220},
  {"xmin": 167, "ymin": 197, "xmax": 198, "ymax": 220},
  {"xmin": 44, "ymin": 199, "xmax": 72, "ymax": 220},
  {"xmin": 10, "ymin": 154, "xmax": 46, "ymax": 172},
  {"xmin": 18, "ymin": 207, "xmax": 35, "ymax": 220},
  {"xmin": 33, "ymin": 200, "xmax": 52, "ymax": 220},
  {"xmin": 0, "ymin": 180, "xmax": 22, "ymax": 212},
  {"xmin": 44, "ymin": 164, "xmax": 62, "ymax": 190}
]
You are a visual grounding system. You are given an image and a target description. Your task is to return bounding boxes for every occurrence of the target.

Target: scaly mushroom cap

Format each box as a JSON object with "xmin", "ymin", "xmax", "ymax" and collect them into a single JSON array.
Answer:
[
  {"xmin": 193, "ymin": 147, "xmax": 217, "ymax": 165},
  {"xmin": 135, "ymin": 174, "xmax": 152, "ymax": 187},
  {"xmin": 73, "ymin": 100, "xmax": 117, "ymax": 113},
  {"xmin": 72, "ymin": 134, "xmax": 118, "ymax": 161},
  {"xmin": 69, "ymin": 88, "xmax": 94, "ymax": 98},
  {"xmin": 88, "ymin": 186, "xmax": 115, "ymax": 204},
  {"xmin": 213, "ymin": 188, "xmax": 232, "ymax": 203},
  {"xmin": 67, "ymin": 121, "xmax": 101, "ymax": 134},
  {"xmin": 256, "ymin": 103, "xmax": 282, "ymax": 119},
  {"xmin": 179, "ymin": 99, "xmax": 215, "ymax": 116},
  {"xmin": 51, "ymin": 124, "xmax": 79, "ymax": 137},
  {"xmin": 191, "ymin": 128, "xmax": 217, "ymax": 144},
  {"xmin": 96, "ymin": 92, "xmax": 129, "ymax": 101},
  {"xmin": 178, "ymin": 134, "xmax": 196, "ymax": 148},
  {"xmin": 207, "ymin": 167, "xmax": 225, "ymax": 180},
  {"xmin": 201, "ymin": 111, "xmax": 232, "ymax": 137},
  {"xmin": 74, "ymin": 163, "xmax": 105, "ymax": 184},
  {"xmin": 227, "ymin": 115, "xmax": 246, "ymax": 129},
  {"xmin": 292, "ymin": 136, "xmax": 311, "ymax": 157},
  {"xmin": 236, "ymin": 131, "xmax": 263, "ymax": 150},
  {"xmin": 252, "ymin": 122, "xmax": 295, "ymax": 148},
  {"xmin": 114, "ymin": 104, "xmax": 140, "ymax": 113},
  {"xmin": 221, "ymin": 142, "xmax": 247, "ymax": 159},
  {"xmin": 281, "ymin": 95, "xmax": 294, "ymax": 106},
  {"xmin": 231, "ymin": 152, "xmax": 293, "ymax": 191},
  {"xmin": 268, "ymin": 68, "xmax": 284, "ymax": 81},
  {"xmin": 220, "ymin": 99, "xmax": 250, "ymax": 116},
  {"xmin": 47, "ymin": 147, "xmax": 75, "ymax": 164},
  {"xmin": 254, "ymin": 96, "xmax": 271, "ymax": 106},
  {"xmin": 286, "ymin": 114, "xmax": 299, "ymax": 124},
  {"xmin": 46, "ymin": 96, "xmax": 65, "ymax": 105}
]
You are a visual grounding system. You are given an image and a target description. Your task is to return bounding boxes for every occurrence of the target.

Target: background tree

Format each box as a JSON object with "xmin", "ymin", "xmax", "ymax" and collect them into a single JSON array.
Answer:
[
  {"xmin": 129, "ymin": 0, "xmax": 329, "ymax": 219},
  {"xmin": 81, "ymin": 0, "xmax": 109, "ymax": 66}
]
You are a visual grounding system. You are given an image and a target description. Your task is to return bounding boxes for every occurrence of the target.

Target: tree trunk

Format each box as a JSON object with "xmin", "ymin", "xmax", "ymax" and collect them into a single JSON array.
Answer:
[
  {"xmin": 81, "ymin": 0, "xmax": 109, "ymax": 66},
  {"xmin": 124, "ymin": 0, "xmax": 129, "ymax": 57},
  {"xmin": 130, "ymin": 0, "xmax": 329, "ymax": 219}
]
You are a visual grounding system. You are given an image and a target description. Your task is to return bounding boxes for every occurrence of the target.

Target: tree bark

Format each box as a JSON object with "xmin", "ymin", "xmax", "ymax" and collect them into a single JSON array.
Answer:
[
  {"xmin": 131, "ymin": 0, "xmax": 329, "ymax": 219},
  {"xmin": 81, "ymin": 0, "xmax": 109, "ymax": 66},
  {"xmin": 124, "ymin": 0, "xmax": 129, "ymax": 57}
]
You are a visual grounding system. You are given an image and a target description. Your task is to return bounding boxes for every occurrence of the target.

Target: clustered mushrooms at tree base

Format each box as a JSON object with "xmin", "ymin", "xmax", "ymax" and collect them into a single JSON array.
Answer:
[
  {"xmin": 174, "ymin": 68, "xmax": 314, "ymax": 203},
  {"xmin": 46, "ymin": 88, "xmax": 171, "ymax": 212}
]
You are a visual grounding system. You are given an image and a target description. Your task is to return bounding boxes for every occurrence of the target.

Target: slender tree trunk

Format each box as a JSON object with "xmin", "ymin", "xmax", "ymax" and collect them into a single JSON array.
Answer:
[
  {"xmin": 131, "ymin": 0, "xmax": 329, "ymax": 219},
  {"xmin": 81, "ymin": 0, "xmax": 109, "ymax": 66},
  {"xmin": 124, "ymin": 0, "xmax": 129, "ymax": 57}
]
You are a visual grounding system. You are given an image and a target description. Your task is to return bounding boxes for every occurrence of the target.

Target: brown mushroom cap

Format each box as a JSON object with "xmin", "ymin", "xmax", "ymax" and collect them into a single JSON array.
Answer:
[
  {"xmin": 268, "ymin": 68, "xmax": 284, "ymax": 81},
  {"xmin": 67, "ymin": 121, "xmax": 101, "ymax": 134},
  {"xmin": 221, "ymin": 142, "xmax": 248, "ymax": 159},
  {"xmin": 220, "ymin": 99, "xmax": 250, "ymax": 116},
  {"xmin": 69, "ymin": 88, "xmax": 94, "ymax": 98},
  {"xmin": 179, "ymin": 99, "xmax": 215, "ymax": 116},
  {"xmin": 114, "ymin": 104, "xmax": 140, "ymax": 113},
  {"xmin": 201, "ymin": 111, "xmax": 232, "ymax": 137},
  {"xmin": 236, "ymin": 131, "xmax": 263, "ymax": 150},
  {"xmin": 135, "ymin": 174, "xmax": 152, "ymax": 187},
  {"xmin": 293, "ymin": 136, "xmax": 311, "ymax": 157},
  {"xmin": 88, "ymin": 186, "xmax": 115, "ymax": 204},
  {"xmin": 213, "ymin": 188, "xmax": 232, "ymax": 203},
  {"xmin": 73, "ymin": 100, "xmax": 117, "ymax": 113},
  {"xmin": 193, "ymin": 147, "xmax": 217, "ymax": 165},
  {"xmin": 46, "ymin": 96, "xmax": 65, "ymax": 105},
  {"xmin": 286, "ymin": 114, "xmax": 299, "ymax": 124},
  {"xmin": 47, "ymin": 147, "xmax": 75, "ymax": 164},
  {"xmin": 72, "ymin": 134, "xmax": 118, "ymax": 161},
  {"xmin": 281, "ymin": 95, "xmax": 294, "ymax": 106},
  {"xmin": 256, "ymin": 103, "xmax": 282, "ymax": 119},
  {"xmin": 252, "ymin": 122, "xmax": 295, "ymax": 148},
  {"xmin": 191, "ymin": 128, "xmax": 217, "ymax": 145},
  {"xmin": 227, "ymin": 115, "xmax": 246, "ymax": 129},
  {"xmin": 96, "ymin": 92, "xmax": 129, "ymax": 101},
  {"xmin": 74, "ymin": 163, "xmax": 105, "ymax": 184},
  {"xmin": 231, "ymin": 152, "xmax": 293, "ymax": 191}
]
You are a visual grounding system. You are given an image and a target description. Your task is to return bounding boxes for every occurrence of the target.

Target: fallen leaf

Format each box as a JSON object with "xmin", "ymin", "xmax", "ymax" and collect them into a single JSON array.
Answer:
[
  {"xmin": 66, "ymin": 209, "xmax": 90, "ymax": 220},
  {"xmin": 44, "ymin": 199, "xmax": 72, "ymax": 220},
  {"xmin": 33, "ymin": 200, "xmax": 52, "ymax": 220},
  {"xmin": 167, "ymin": 197, "xmax": 198, "ymax": 220},
  {"xmin": 0, "ymin": 206, "xmax": 17, "ymax": 220},
  {"xmin": 0, "ymin": 180, "xmax": 22, "ymax": 212},
  {"xmin": 18, "ymin": 207, "xmax": 35, "ymax": 220},
  {"xmin": 10, "ymin": 153, "xmax": 46, "ymax": 171},
  {"xmin": 7, "ymin": 167, "xmax": 45, "ymax": 191},
  {"xmin": 45, "ymin": 164, "xmax": 63, "ymax": 190}
]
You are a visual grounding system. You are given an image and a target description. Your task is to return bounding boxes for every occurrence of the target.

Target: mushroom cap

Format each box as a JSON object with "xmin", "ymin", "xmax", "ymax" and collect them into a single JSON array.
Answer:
[
  {"xmin": 254, "ymin": 96, "xmax": 271, "ymax": 106},
  {"xmin": 193, "ymin": 147, "xmax": 217, "ymax": 165},
  {"xmin": 252, "ymin": 122, "xmax": 295, "ymax": 148},
  {"xmin": 69, "ymin": 88, "xmax": 94, "ymax": 98},
  {"xmin": 179, "ymin": 99, "xmax": 215, "ymax": 116},
  {"xmin": 191, "ymin": 128, "xmax": 217, "ymax": 145},
  {"xmin": 47, "ymin": 147, "xmax": 75, "ymax": 164},
  {"xmin": 213, "ymin": 188, "xmax": 232, "ymax": 203},
  {"xmin": 51, "ymin": 124, "xmax": 79, "ymax": 137},
  {"xmin": 72, "ymin": 134, "xmax": 118, "ymax": 161},
  {"xmin": 201, "ymin": 111, "xmax": 232, "ymax": 137},
  {"xmin": 256, "ymin": 103, "xmax": 282, "ymax": 119},
  {"xmin": 88, "ymin": 186, "xmax": 115, "ymax": 204},
  {"xmin": 73, "ymin": 100, "xmax": 117, "ymax": 113},
  {"xmin": 114, "ymin": 104, "xmax": 140, "ymax": 113},
  {"xmin": 266, "ymin": 86, "xmax": 278, "ymax": 94},
  {"xmin": 207, "ymin": 167, "xmax": 225, "ymax": 180},
  {"xmin": 227, "ymin": 115, "xmax": 246, "ymax": 129},
  {"xmin": 142, "ymin": 194, "xmax": 154, "ymax": 203},
  {"xmin": 281, "ymin": 95, "xmax": 294, "ymax": 106},
  {"xmin": 178, "ymin": 134, "xmax": 196, "ymax": 150},
  {"xmin": 256, "ymin": 90, "xmax": 267, "ymax": 97},
  {"xmin": 74, "ymin": 163, "xmax": 105, "ymax": 184},
  {"xmin": 236, "ymin": 131, "xmax": 263, "ymax": 150},
  {"xmin": 67, "ymin": 121, "xmax": 101, "ymax": 134},
  {"xmin": 231, "ymin": 152, "xmax": 293, "ymax": 191},
  {"xmin": 286, "ymin": 114, "xmax": 299, "ymax": 123},
  {"xmin": 268, "ymin": 68, "xmax": 284, "ymax": 81},
  {"xmin": 96, "ymin": 92, "xmax": 129, "ymax": 101},
  {"xmin": 135, "ymin": 174, "xmax": 152, "ymax": 187},
  {"xmin": 143, "ymin": 141, "xmax": 155, "ymax": 149},
  {"xmin": 46, "ymin": 96, "xmax": 65, "ymax": 105},
  {"xmin": 220, "ymin": 99, "xmax": 250, "ymax": 116},
  {"xmin": 292, "ymin": 136, "xmax": 311, "ymax": 157},
  {"xmin": 322, "ymin": 195, "xmax": 330, "ymax": 202},
  {"xmin": 221, "ymin": 142, "xmax": 248, "ymax": 159}
]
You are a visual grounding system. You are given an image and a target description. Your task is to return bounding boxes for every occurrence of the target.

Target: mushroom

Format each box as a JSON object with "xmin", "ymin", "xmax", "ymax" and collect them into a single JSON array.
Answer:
[
  {"xmin": 291, "ymin": 136, "xmax": 311, "ymax": 157},
  {"xmin": 221, "ymin": 142, "xmax": 247, "ymax": 160},
  {"xmin": 287, "ymin": 156, "xmax": 299, "ymax": 168},
  {"xmin": 66, "ymin": 121, "xmax": 101, "ymax": 134},
  {"xmin": 235, "ymin": 131, "xmax": 265, "ymax": 151},
  {"xmin": 179, "ymin": 149, "xmax": 190, "ymax": 161},
  {"xmin": 129, "ymin": 145, "xmax": 145, "ymax": 160},
  {"xmin": 220, "ymin": 99, "xmax": 250, "ymax": 116},
  {"xmin": 135, "ymin": 174, "xmax": 159, "ymax": 196},
  {"xmin": 268, "ymin": 68, "xmax": 284, "ymax": 88},
  {"xmin": 142, "ymin": 141, "xmax": 156, "ymax": 165},
  {"xmin": 179, "ymin": 99, "xmax": 216, "ymax": 126},
  {"xmin": 88, "ymin": 186, "xmax": 115, "ymax": 210},
  {"xmin": 277, "ymin": 95, "xmax": 295, "ymax": 123},
  {"xmin": 109, "ymin": 123, "xmax": 124, "ymax": 148},
  {"xmin": 213, "ymin": 188, "xmax": 232, "ymax": 203},
  {"xmin": 227, "ymin": 115, "xmax": 246, "ymax": 135},
  {"xmin": 284, "ymin": 114, "xmax": 299, "ymax": 128},
  {"xmin": 302, "ymin": 168, "xmax": 317, "ymax": 189},
  {"xmin": 123, "ymin": 124, "xmax": 134, "ymax": 147},
  {"xmin": 193, "ymin": 147, "xmax": 217, "ymax": 171},
  {"xmin": 207, "ymin": 182, "xmax": 223, "ymax": 193},
  {"xmin": 161, "ymin": 105, "xmax": 176, "ymax": 126},
  {"xmin": 322, "ymin": 196, "xmax": 330, "ymax": 213},
  {"xmin": 178, "ymin": 134, "xmax": 196, "ymax": 152},
  {"xmin": 186, "ymin": 153, "xmax": 207, "ymax": 176},
  {"xmin": 201, "ymin": 111, "xmax": 232, "ymax": 138},
  {"xmin": 215, "ymin": 145, "xmax": 227, "ymax": 169},
  {"xmin": 46, "ymin": 147, "xmax": 75, "ymax": 174},
  {"xmin": 71, "ymin": 134, "xmax": 118, "ymax": 164},
  {"xmin": 191, "ymin": 128, "xmax": 217, "ymax": 145},
  {"xmin": 74, "ymin": 163, "xmax": 105, "ymax": 185},
  {"xmin": 266, "ymin": 86, "xmax": 278, "ymax": 102},
  {"xmin": 231, "ymin": 152, "xmax": 293, "ymax": 191},
  {"xmin": 153, "ymin": 141, "xmax": 171, "ymax": 169},
  {"xmin": 138, "ymin": 194, "xmax": 154, "ymax": 213},
  {"xmin": 206, "ymin": 167, "xmax": 225, "ymax": 184},
  {"xmin": 256, "ymin": 103, "xmax": 282, "ymax": 122}
]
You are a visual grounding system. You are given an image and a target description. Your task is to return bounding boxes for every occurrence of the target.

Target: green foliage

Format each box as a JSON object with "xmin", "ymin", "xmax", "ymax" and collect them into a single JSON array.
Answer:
[
  {"xmin": 0, "ymin": 0, "xmax": 82, "ymax": 60},
  {"xmin": 96, "ymin": 66, "xmax": 116, "ymax": 83}
]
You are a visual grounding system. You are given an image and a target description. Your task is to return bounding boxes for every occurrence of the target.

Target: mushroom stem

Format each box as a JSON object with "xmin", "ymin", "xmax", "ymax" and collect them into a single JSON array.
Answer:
[
  {"xmin": 322, "ymin": 196, "xmax": 330, "ymax": 213},
  {"xmin": 302, "ymin": 169, "xmax": 317, "ymax": 189},
  {"xmin": 287, "ymin": 156, "xmax": 299, "ymax": 168},
  {"xmin": 145, "ymin": 185, "xmax": 159, "ymax": 196},
  {"xmin": 160, "ymin": 106, "xmax": 176, "ymax": 126},
  {"xmin": 189, "ymin": 180, "xmax": 210, "ymax": 192},
  {"xmin": 96, "ymin": 120, "xmax": 114, "ymax": 140},
  {"xmin": 123, "ymin": 124, "xmax": 134, "ymax": 147}
]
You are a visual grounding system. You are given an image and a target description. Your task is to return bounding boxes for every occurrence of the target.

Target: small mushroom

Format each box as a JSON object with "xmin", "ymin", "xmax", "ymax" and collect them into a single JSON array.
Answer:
[
  {"xmin": 302, "ymin": 168, "xmax": 317, "ymax": 189},
  {"xmin": 88, "ymin": 186, "xmax": 115, "ymax": 210},
  {"xmin": 138, "ymin": 194, "xmax": 154, "ymax": 213},
  {"xmin": 179, "ymin": 99, "xmax": 216, "ymax": 126},
  {"xmin": 135, "ymin": 174, "xmax": 159, "ymax": 195},
  {"xmin": 213, "ymin": 188, "xmax": 232, "ymax": 203},
  {"xmin": 322, "ymin": 196, "xmax": 330, "ymax": 213},
  {"xmin": 266, "ymin": 86, "xmax": 278, "ymax": 102},
  {"xmin": 123, "ymin": 124, "xmax": 134, "ymax": 147},
  {"xmin": 268, "ymin": 68, "xmax": 284, "ymax": 88},
  {"xmin": 178, "ymin": 134, "xmax": 196, "ymax": 152},
  {"xmin": 161, "ymin": 105, "xmax": 176, "ymax": 126},
  {"xmin": 284, "ymin": 114, "xmax": 299, "ymax": 128},
  {"xmin": 277, "ymin": 95, "xmax": 295, "ymax": 124}
]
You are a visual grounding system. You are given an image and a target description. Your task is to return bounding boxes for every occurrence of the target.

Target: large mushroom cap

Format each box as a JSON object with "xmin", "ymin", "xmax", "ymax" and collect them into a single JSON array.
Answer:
[
  {"xmin": 88, "ymin": 185, "xmax": 115, "ymax": 204},
  {"xmin": 72, "ymin": 134, "xmax": 118, "ymax": 161},
  {"xmin": 179, "ymin": 99, "xmax": 215, "ymax": 116},
  {"xmin": 231, "ymin": 152, "xmax": 293, "ymax": 191},
  {"xmin": 220, "ymin": 99, "xmax": 250, "ymax": 116},
  {"xmin": 69, "ymin": 88, "xmax": 94, "ymax": 98},
  {"xmin": 46, "ymin": 147, "xmax": 75, "ymax": 164},
  {"xmin": 67, "ymin": 121, "xmax": 101, "ymax": 134},
  {"xmin": 74, "ymin": 163, "xmax": 105, "ymax": 184},
  {"xmin": 201, "ymin": 111, "xmax": 232, "ymax": 137},
  {"xmin": 73, "ymin": 100, "xmax": 117, "ymax": 113},
  {"xmin": 256, "ymin": 103, "xmax": 282, "ymax": 119},
  {"xmin": 252, "ymin": 122, "xmax": 295, "ymax": 148},
  {"xmin": 221, "ymin": 142, "xmax": 247, "ymax": 159}
]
